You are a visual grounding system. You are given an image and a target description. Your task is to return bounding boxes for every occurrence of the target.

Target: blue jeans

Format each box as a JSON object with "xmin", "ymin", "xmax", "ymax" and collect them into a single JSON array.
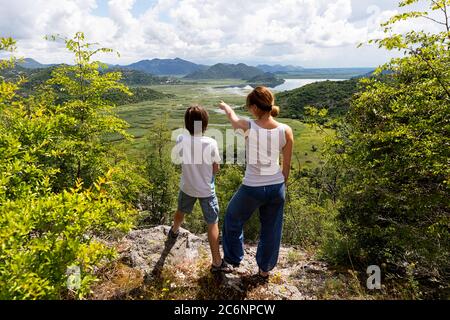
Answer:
[{"xmin": 222, "ymin": 183, "xmax": 285, "ymax": 273}]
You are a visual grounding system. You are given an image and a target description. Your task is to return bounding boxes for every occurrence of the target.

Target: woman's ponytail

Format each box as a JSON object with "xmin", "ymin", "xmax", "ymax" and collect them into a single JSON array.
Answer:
[{"xmin": 271, "ymin": 105, "xmax": 280, "ymax": 117}]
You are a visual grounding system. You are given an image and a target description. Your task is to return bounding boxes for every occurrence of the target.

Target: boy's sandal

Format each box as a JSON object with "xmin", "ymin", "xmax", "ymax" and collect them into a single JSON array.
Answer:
[{"xmin": 210, "ymin": 259, "xmax": 234, "ymax": 274}]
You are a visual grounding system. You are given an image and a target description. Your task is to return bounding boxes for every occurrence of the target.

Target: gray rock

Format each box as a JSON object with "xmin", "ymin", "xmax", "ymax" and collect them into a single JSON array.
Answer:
[
  {"xmin": 269, "ymin": 284, "xmax": 304, "ymax": 300},
  {"xmin": 120, "ymin": 226, "xmax": 205, "ymax": 276},
  {"xmin": 107, "ymin": 225, "xmax": 330, "ymax": 300}
]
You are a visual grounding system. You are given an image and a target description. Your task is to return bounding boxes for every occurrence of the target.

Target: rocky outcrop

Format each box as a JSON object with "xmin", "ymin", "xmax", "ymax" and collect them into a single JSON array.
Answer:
[
  {"xmin": 91, "ymin": 226, "xmax": 331, "ymax": 300},
  {"xmin": 121, "ymin": 226, "xmax": 206, "ymax": 276}
]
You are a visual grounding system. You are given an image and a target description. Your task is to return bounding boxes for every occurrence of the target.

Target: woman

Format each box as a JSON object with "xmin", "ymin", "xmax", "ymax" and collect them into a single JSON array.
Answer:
[{"xmin": 218, "ymin": 86, "xmax": 294, "ymax": 279}]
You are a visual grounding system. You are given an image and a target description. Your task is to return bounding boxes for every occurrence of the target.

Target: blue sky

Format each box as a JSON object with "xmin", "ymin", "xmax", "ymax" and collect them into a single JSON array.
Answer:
[{"xmin": 0, "ymin": 0, "xmax": 439, "ymax": 68}]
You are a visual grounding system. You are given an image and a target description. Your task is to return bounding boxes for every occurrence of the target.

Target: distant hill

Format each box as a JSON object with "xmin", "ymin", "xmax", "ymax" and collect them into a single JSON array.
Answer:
[
  {"xmin": 122, "ymin": 58, "xmax": 207, "ymax": 75},
  {"xmin": 185, "ymin": 63, "xmax": 264, "ymax": 80},
  {"xmin": 1, "ymin": 63, "xmax": 178, "ymax": 85},
  {"xmin": 279, "ymin": 68, "xmax": 375, "ymax": 79},
  {"xmin": 246, "ymin": 72, "xmax": 285, "ymax": 88},
  {"xmin": 0, "ymin": 64, "xmax": 29, "ymax": 79},
  {"xmin": 0, "ymin": 65, "xmax": 58, "ymax": 95},
  {"xmin": 104, "ymin": 68, "xmax": 181, "ymax": 86},
  {"xmin": 0, "ymin": 65, "xmax": 172, "ymax": 105},
  {"xmin": 276, "ymin": 79, "xmax": 360, "ymax": 119},
  {"xmin": 17, "ymin": 58, "xmax": 54, "ymax": 69},
  {"xmin": 257, "ymin": 64, "xmax": 304, "ymax": 73}
]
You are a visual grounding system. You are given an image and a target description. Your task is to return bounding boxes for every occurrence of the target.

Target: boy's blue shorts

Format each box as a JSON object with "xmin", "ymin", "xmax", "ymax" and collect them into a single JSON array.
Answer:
[{"xmin": 177, "ymin": 190, "xmax": 219, "ymax": 225}]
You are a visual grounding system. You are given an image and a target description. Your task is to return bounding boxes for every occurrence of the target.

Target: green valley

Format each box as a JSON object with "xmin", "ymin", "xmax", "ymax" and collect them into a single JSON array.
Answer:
[{"xmin": 112, "ymin": 81, "xmax": 332, "ymax": 170}]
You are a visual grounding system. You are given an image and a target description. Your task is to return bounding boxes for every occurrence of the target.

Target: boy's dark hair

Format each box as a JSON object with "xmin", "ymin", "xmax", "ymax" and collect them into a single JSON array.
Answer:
[{"xmin": 185, "ymin": 105, "xmax": 209, "ymax": 135}]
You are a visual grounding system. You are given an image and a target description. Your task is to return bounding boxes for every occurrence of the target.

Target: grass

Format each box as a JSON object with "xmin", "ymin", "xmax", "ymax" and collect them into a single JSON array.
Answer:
[{"xmin": 113, "ymin": 81, "xmax": 333, "ymax": 170}]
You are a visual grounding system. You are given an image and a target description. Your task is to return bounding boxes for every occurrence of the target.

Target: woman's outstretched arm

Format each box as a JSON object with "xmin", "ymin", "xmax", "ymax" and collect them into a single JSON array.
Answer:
[
  {"xmin": 282, "ymin": 126, "xmax": 294, "ymax": 183},
  {"xmin": 218, "ymin": 101, "xmax": 249, "ymax": 131}
]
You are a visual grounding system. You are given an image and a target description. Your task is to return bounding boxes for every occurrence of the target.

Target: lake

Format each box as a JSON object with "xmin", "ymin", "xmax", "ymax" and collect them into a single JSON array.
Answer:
[
  {"xmin": 211, "ymin": 78, "xmax": 346, "ymax": 97},
  {"xmin": 271, "ymin": 78, "xmax": 346, "ymax": 92}
]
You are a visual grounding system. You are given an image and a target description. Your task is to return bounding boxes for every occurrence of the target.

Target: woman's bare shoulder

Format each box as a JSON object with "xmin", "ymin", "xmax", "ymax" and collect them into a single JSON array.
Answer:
[{"xmin": 282, "ymin": 123, "xmax": 294, "ymax": 139}]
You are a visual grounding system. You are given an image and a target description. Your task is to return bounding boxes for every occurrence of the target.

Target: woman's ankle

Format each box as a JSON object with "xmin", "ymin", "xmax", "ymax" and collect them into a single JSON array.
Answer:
[{"xmin": 259, "ymin": 269, "xmax": 269, "ymax": 277}]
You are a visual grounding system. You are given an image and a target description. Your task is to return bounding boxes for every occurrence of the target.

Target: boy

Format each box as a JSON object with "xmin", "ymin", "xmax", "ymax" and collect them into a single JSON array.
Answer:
[{"xmin": 169, "ymin": 105, "xmax": 232, "ymax": 273}]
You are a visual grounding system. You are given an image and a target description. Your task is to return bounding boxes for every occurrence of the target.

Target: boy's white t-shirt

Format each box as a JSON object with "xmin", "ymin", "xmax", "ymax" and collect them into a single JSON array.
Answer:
[{"xmin": 175, "ymin": 134, "xmax": 221, "ymax": 198}]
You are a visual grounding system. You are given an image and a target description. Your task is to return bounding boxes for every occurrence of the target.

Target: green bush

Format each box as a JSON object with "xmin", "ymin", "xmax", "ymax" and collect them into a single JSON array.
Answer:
[
  {"xmin": 142, "ymin": 116, "xmax": 179, "ymax": 225},
  {"xmin": 282, "ymin": 167, "xmax": 341, "ymax": 250},
  {"xmin": 0, "ymin": 34, "xmax": 137, "ymax": 299},
  {"xmin": 106, "ymin": 144, "xmax": 151, "ymax": 206},
  {"xmin": 0, "ymin": 177, "xmax": 135, "ymax": 299},
  {"xmin": 331, "ymin": 1, "xmax": 450, "ymax": 278}
]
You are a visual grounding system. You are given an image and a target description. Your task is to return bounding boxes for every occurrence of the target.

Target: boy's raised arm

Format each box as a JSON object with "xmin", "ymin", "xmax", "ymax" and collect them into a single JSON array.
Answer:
[{"xmin": 218, "ymin": 101, "xmax": 249, "ymax": 131}]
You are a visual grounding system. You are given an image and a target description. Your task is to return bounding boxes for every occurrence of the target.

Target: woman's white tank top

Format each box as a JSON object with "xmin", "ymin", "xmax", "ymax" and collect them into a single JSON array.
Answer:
[{"xmin": 243, "ymin": 120, "xmax": 287, "ymax": 187}]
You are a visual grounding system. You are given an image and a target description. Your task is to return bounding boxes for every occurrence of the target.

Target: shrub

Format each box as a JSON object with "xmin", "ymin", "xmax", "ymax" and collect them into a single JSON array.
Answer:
[
  {"xmin": 0, "ymin": 176, "xmax": 135, "ymax": 299},
  {"xmin": 0, "ymin": 34, "xmax": 136, "ymax": 299},
  {"xmin": 142, "ymin": 116, "xmax": 179, "ymax": 225},
  {"xmin": 332, "ymin": 1, "xmax": 450, "ymax": 278}
]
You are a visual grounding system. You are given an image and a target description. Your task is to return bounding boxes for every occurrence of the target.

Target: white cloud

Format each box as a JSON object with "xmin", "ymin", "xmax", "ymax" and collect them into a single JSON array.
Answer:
[{"xmin": 0, "ymin": 0, "xmax": 440, "ymax": 67}]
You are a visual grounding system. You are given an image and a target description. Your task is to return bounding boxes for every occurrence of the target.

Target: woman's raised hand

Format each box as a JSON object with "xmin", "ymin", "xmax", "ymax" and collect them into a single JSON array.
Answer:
[
  {"xmin": 218, "ymin": 101, "xmax": 230, "ymax": 111},
  {"xmin": 218, "ymin": 100, "xmax": 249, "ymax": 131}
]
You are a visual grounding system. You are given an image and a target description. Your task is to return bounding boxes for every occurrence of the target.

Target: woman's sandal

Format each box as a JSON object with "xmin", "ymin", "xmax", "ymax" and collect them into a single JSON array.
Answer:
[{"xmin": 256, "ymin": 269, "xmax": 270, "ymax": 282}]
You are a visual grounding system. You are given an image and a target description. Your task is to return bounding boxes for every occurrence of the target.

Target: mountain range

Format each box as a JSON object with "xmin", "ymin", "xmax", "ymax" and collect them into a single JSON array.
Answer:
[
  {"xmin": 16, "ymin": 57, "xmax": 207, "ymax": 76},
  {"xmin": 14, "ymin": 57, "xmax": 373, "ymax": 80},
  {"xmin": 120, "ymin": 58, "xmax": 208, "ymax": 75},
  {"xmin": 184, "ymin": 63, "xmax": 265, "ymax": 80},
  {"xmin": 257, "ymin": 64, "xmax": 304, "ymax": 73},
  {"xmin": 16, "ymin": 58, "xmax": 301, "ymax": 77}
]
